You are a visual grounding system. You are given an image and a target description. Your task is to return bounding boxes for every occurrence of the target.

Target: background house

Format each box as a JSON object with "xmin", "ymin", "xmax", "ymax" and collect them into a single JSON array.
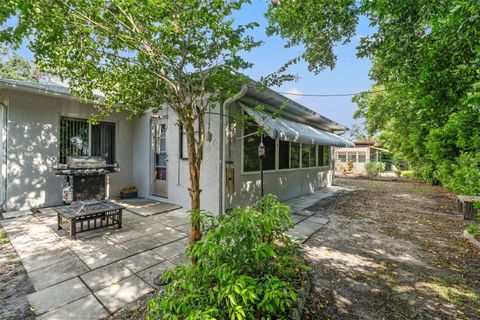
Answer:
[
  {"xmin": 334, "ymin": 142, "xmax": 391, "ymax": 172},
  {"xmin": 0, "ymin": 78, "xmax": 353, "ymax": 213}
]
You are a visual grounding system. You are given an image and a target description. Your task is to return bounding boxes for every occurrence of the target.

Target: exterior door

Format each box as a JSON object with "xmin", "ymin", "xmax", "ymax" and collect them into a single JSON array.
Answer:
[{"xmin": 151, "ymin": 118, "xmax": 167, "ymax": 197}]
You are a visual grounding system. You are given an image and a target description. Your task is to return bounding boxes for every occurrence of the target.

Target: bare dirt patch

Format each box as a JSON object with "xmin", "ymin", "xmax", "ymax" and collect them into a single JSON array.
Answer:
[
  {"xmin": 0, "ymin": 225, "xmax": 35, "ymax": 320},
  {"xmin": 302, "ymin": 178, "xmax": 480, "ymax": 320}
]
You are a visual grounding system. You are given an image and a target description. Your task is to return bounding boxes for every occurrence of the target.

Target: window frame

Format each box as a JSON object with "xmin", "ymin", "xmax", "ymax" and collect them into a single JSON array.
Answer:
[
  {"xmin": 241, "ymin": 127, "xmax": 332, "ymax": 174},
  {"xmin": 59, "ymin": 116, "xmax": 117, "ymax": 165}
]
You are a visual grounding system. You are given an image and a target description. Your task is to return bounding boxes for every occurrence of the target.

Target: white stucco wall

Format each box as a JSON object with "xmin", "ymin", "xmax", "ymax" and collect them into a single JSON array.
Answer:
[
  {"xmin": 131, "ymin": 105, "xmax": 221, "ymax": 214},
  {"xmin": 4, "ymin": 90, "xmax": 134, "ymax": 211},
  {"xmin": 224, "ymin": 102, "xmax": 334, "ymax": 210}
]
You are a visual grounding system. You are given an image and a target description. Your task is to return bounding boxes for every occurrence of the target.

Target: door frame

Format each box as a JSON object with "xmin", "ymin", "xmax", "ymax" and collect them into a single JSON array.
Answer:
[{"xmin": 150, "ymin": 116, "xmax": 168, "ymax": 198}]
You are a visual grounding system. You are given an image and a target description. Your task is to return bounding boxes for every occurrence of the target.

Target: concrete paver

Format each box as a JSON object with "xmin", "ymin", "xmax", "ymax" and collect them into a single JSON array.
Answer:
[
  {"xmin": 119, "ymin": 251, "xmax": 165, "ymax": 273},
  {"xmin": 28, "ymin": 256, "xmax": 90, "ymax": 291},
  {"xmin": 27, "ymin": 277, "xmax": 90, "ymax": 315},
  {"xmin": 36, "ymin": 295, "xmax": 108, "ymax": 320},
  {"xmin": 137, "ymin": 260, "xmax": 176, "ymax": 287},
  {"xmin": 94, "ymin": 275, "xmax": 153, "ymax": 313},
  {"xmin": 80, "ymin": 261, "xmax": 133, "ymax": 292}
]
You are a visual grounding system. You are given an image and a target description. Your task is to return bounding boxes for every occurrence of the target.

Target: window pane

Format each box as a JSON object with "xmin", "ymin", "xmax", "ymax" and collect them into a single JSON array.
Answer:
[
  {"xmin": 91, "ymin": 121, "xmax": 116, "ymax": 164},
  {"xmin": 309, "ymin": 145, "xmax": 316, "ymax": 167},
  {"xmin": 317, "ymin": 145, "xmax": 324, "ymax": 166},
  {"xmin": 302, "ymin": 144, "xmax": 310, "ymax": 168},
  {"xmin": 60, "ymin": 117, "xmax": 89, "ymax": 164},
  {"xmin": 338, "ymin": 152, "xmax": 346, "ymax": 162},
  {"xmin": 290, "ymin": 142, "xmax": 300, "ymax": 168},
  {"xmin": 358, "ymin": 154, "xmax": 366, "ymax": 162},
  {"xmin": 279, "ymin": 140, "xmax": 289, "ymax": 169},
  {"xmin": 323, "ymin": 146, "xmax": 331, "ymax": 166},
  {"xmin": 243, "ymin": 124, "xmax": 260, "ymax": 172},
  {"xmin": 263, "ymin": 136, "xmax": 275, "ymax": 171},
  {"xmin": 347, "ymin": 153, "xmax": 356, "ymax": 162}
]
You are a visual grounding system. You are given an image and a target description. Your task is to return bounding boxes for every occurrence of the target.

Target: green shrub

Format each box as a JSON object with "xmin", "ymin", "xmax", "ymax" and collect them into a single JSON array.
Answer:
[
  {"xmin": 147, "ymin": 195, "xmax": 306, "ymax": 320},
  {"xmin": 364, "ymin": 161, "xmax": 386, "ymax": 177}
]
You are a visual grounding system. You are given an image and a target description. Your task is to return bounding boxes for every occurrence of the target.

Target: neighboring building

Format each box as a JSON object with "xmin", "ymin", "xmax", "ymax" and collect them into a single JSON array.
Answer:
[
  {"xmin": 334, "ymin": 142, "xmax": 390, "ymax": 172},
  {"xmin": 0, "ymin": 78, "xmax": 353, "ymax": 213}
]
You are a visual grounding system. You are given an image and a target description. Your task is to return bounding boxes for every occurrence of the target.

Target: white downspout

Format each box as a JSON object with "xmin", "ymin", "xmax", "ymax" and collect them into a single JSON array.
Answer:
[{"xmin": 219, "ymin": 85, "xmax": 248, "ymax": 214}]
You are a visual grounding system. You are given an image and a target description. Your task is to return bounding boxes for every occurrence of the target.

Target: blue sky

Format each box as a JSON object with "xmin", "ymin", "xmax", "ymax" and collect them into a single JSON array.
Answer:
[
  {"xmin": 234, "ymin": 1, "xmax": 374, "ymax": 130},
  {"xmin": 11, "ymin": 1, "xmax": 373, "ymax": 130}
]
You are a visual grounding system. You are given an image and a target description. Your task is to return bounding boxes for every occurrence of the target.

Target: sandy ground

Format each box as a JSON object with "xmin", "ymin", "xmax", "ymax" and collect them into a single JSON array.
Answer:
[
  {"xmin": 302, "ymin": 178, "xmax": 480, "ymax": 320},
  {"xmin": 0, "ymin": 225, "xmax": 35, "ymax": 320}
]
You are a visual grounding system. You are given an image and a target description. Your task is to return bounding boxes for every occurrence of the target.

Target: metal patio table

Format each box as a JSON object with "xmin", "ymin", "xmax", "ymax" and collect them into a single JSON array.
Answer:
[{"xmin": 54, "ymin": 200, "xmax": 125, "ymax": 240}]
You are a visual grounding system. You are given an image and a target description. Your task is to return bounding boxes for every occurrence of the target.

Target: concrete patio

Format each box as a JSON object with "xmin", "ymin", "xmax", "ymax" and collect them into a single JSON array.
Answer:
[{"xmin": 0, "ymin": 186, "xmax": 351, "ymax": 319}]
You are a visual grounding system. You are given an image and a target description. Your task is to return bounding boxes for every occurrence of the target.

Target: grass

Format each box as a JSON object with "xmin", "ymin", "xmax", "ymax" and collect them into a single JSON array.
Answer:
[{"xmin": 0, "ymin": 227, "xmax": 8, "ymax": 245}]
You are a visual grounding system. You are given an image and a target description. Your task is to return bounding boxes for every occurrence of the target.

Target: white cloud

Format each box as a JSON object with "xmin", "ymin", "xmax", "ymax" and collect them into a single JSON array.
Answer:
[{"xmin": 285, "ymin": 87, "xmax": 303, "ymax": 102}]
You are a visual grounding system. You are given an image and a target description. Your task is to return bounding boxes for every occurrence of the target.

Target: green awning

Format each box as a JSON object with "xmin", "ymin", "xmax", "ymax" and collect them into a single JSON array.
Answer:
[{"xmin": 243, "ymin": 105, "xmax": 354, "ymax": 147}]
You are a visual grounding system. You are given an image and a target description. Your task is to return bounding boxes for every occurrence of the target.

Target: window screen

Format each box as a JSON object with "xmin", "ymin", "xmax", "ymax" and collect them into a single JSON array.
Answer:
[
  {"xmin": 290, "ymin": 142, "xmax": 300, "ymax": 168},
  {"xmin": 318, "ymin": 145, "xmax": 324, "ymax": 166},
  {"xmin": 243, "ymin": 124, "xmax": 275, "ymax": 172},
  {"xmin": 302, "ymin": 144, "xmax": 315, "ymax": 168},
  {"xmin": 60, "ymin": 116, "xmax": 116, "ymax": 164},
  {"xmin": 279, "ymin": 140, "xmax": 289, "ymax": 169},
  {"xmin": 91, "ymin": 121, "xmax": 115, "ymax": 164},
  {"xmin": 323, "ymin": 146, "xmax": 331, "ymax": 166}
]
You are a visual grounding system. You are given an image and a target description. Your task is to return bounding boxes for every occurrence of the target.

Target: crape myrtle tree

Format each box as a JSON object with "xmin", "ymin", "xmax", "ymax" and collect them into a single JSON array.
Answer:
[
  {"xmin": 267, "ymin": 0, "xmax": 480, "ymax": 194},
  {"xmin": 0, "ymin": 0, "xmax": 261, "ymax": 251}
]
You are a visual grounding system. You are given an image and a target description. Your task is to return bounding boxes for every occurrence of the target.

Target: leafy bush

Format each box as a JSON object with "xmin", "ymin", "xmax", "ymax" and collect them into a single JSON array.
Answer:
[
  {"xmin": 147, "ymin": 195, "xmax": 306, "ymax": 320},
  {"xmin": 364, "ymin": 161, "xmax": 386, "ymax": 177}
]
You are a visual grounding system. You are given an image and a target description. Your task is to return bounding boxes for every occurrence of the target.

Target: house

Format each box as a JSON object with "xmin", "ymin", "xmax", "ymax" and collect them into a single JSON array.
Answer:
[
  {"xmin": 0, "ymin": 78, "xmax": 353, "ymax": 213},
  {"xmin": 334, "ymin": 142, "xmax": 390, "ymax": 172}
]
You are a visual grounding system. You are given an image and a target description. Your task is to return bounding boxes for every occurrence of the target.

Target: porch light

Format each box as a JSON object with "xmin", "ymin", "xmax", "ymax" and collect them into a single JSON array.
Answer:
[{"xmin": 258, "ymin": 141, "xmax": 265, "ymax": 159}]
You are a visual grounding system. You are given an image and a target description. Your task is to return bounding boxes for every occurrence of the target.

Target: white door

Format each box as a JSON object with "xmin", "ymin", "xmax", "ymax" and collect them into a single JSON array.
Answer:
[{"xmin": 151, "ymin": 118, "xmax": 167, "ymax": 197}]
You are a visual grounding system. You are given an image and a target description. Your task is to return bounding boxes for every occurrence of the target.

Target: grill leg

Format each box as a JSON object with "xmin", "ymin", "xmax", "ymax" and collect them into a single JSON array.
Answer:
[
  {"xmin": 118, "ymin": 209, "xmax": 122, "ymax": 229},
  {"xmin": 71, "ymin": 218, "xmax": 77, "ymax": 240},
  {"xmin": 57, "ymin": 214, "xmax": 62, "ymax": 230}
]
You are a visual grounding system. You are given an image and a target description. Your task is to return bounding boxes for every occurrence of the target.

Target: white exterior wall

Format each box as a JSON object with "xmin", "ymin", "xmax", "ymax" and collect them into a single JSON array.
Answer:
[
  {"xmin": 224, "ymin": 102, "xmax": 334, "ymax": 209},
  {"xmin": 4, "ymin": 91, "xmax": 134, "ymax": 211},
  {"xmin": 131, "ymin": 105, "xmax": 221, "ymax": 214}
]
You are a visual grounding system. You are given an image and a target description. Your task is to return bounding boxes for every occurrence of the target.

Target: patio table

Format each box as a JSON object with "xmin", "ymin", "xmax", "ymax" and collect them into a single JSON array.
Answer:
[{"xmin": 54, "ymin": 200, "xmax": 125, "ymax": 240}]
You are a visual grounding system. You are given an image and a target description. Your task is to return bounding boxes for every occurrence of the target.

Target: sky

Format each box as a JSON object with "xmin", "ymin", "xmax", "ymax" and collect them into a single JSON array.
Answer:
[
  {"xmin": 11, "ymin": 1, "xmax": 374, "ymax": 131},
  {"xmin": 233, "ymin": 1, "xmax": 374, "ymax": 130}
]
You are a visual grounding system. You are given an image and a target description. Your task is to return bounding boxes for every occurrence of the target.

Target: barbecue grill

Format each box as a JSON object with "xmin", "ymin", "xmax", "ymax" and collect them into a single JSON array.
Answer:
[{"xmin": 54, "ymin": 156, "xmax": 120, "ymax": 202}]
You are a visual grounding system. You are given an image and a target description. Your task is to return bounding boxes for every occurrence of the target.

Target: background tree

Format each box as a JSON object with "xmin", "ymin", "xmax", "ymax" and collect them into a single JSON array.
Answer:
[
  {"xmin": 267, "ymin": 0, "xmax": 480, "ymax": 194},
  {"xmin": 0, "ymin": 46, "xmax": 39, "ymax": 81},
  {"xmin": 0, "ymin": 0, "xmax": 261, "ymax": 250}
]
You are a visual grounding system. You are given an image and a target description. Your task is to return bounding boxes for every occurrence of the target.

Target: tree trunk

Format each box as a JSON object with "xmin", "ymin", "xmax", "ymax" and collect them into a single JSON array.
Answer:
[{"xmin": 185, "ymin": 121, "xmax": 202, "ymax": 261}]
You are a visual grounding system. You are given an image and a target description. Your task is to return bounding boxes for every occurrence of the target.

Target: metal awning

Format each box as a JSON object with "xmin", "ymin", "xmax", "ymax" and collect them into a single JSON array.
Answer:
[{"xmin": 243, "ymin": 105, "xmax": 354, "ymax": 147}]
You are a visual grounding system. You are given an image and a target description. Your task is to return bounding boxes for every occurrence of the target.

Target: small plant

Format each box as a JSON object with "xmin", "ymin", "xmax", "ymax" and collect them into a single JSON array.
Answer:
[
  {"xmin": 466, "ymin": 211, "xmax": 480, "ymax": 241},
  {"xmin": 147, "ymin": 195, "xmax": 306, "ymax": 319},
  {"xmin": 365, "ymin": 162, "xmax": 386, "ymax": 178},
  {"xmin": 121, "ymin": 186, "xmax": 137, "ymax": 193},
  {"xmin": 346, "ymin": 160, "xmax": 354, "ymax": 172}
]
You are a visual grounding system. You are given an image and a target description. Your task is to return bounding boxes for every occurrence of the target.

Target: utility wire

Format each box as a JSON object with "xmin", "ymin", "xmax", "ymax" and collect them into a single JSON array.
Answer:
[{"xmin": 278, "ymin": 87, "xmax": 392, "ymax": 97}]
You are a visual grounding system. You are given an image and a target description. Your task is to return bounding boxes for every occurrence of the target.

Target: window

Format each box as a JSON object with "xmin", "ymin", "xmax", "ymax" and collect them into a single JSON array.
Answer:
[
  {"xmin": 59, "ymin": 117, "xmax": 89, "ymax": 164},
  {"xmin": 243, "ymin": 123, "xmax": 275, "ymax": 172},
  {"xmin": 91, "ymin": 122, "xmax": 115, "ymax": 164},
  {"xmin": 301, "ymin": 144, "xmax": 316, "ymax": 168},
  {"xmin": 323, "ymin": 146, "xmax": 330, "ymax": 166},
  {"xmin": 279, "ymin": 140, "xmax": 289, "ymax": 169},
  {"xmin": 338, "ymin": 152, "xmax": 346, "ymax": 162},
  {"xmin": 179, "ymin": 124, "xmax": 188, "ymax": 159},
  {"xmin": 347, "ymin": 152, "xmax": 356, "ymax": 162},
  {"xmin": 358, "ymin": 153, "xmax": 366, "ymax": 162},
  {"xmin": 290, "ymin": 142, "xmax": 300, "ymax": 168},
  {"xmin": 59, "ymin": 117, "xmax": 116, "ymax": 164},
  {"xmin": 318, "ymin": 145, "xmax": 324, "ymax": 166}
]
